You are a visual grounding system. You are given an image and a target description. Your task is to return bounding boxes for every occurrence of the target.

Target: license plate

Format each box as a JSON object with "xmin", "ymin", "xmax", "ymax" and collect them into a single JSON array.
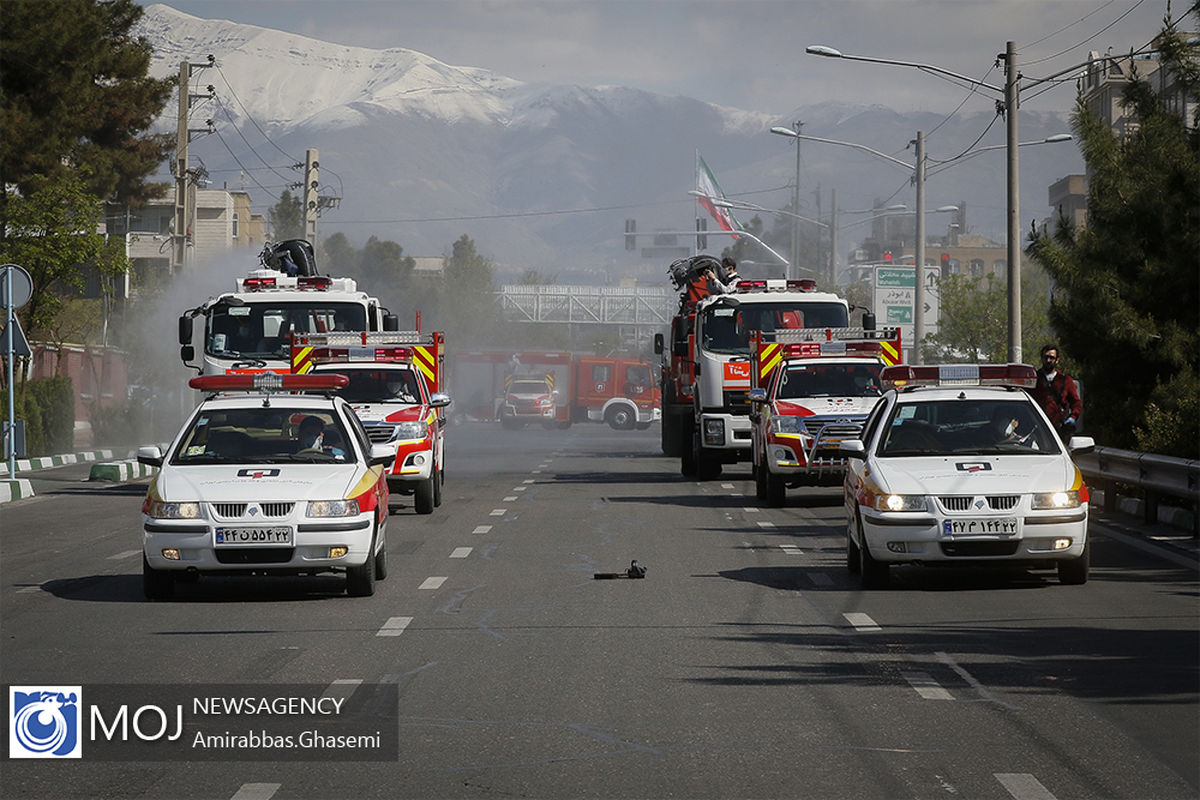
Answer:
[
  {"xmin": 943, "ymin": 518, "xmax": 1018, "ymax": 536},
  {"xmin": 215, "ymin": 526, "xmax": 293, "ymax": 546}
]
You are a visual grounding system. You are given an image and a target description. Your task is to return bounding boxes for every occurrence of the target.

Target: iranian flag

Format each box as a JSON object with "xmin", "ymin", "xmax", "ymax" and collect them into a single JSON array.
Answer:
[{"xmin": 696, "ymin": 153, "xmax": 740, "ymax": 240}]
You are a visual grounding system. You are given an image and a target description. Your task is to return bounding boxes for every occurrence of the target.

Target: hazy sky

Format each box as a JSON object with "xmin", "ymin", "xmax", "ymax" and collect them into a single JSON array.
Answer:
[{"xmin": 156, "ymin": 0, "xmax": 1175, "ymax": 116}]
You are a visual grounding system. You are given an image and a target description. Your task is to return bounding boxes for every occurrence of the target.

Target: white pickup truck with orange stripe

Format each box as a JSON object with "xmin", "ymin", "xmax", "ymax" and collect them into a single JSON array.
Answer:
[
  {"xmin": 291, "ymin": 331, "xmax": 450, "ymax": 515},
  {"xmin": 747, "ymin": 327, "xmax": 901, "ymax": 506}
]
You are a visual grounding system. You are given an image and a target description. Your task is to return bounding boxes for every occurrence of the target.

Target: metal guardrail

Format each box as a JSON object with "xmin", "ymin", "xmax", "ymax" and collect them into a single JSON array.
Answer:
[{"xmin": 1074, "ymin": 446, "xmax": 1200, "ymax": 536}]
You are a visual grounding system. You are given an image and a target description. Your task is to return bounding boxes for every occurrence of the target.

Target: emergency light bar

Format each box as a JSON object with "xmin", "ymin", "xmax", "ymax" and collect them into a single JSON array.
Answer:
[
  {"xmin": 734, "ymin": 279, "xmax": 818, "ymax": 292},
  {"xmin": 294, "ymin": 331, "xmax": 427, "ymax": 348},
  {"xmin": 881, "ymin": 363, "xmax": 1037, "ymax": 391},
  {"xmin": 242, "ymin": 277, "xmax": 277, "ymax": 290},
  {"xmin": 307, "ymin": 346, "xmax": 413, "ymax": 365},
  {"xmin": 296, "ymin": 276, "xmax": 332, "ymax": 290},
  {"xmin": 770, "ymin": 327, "xmax": 901, "ymax": 344},
  {"xmin": 189, "ymin": 373, "xmax": 349, "ymax": 393}
]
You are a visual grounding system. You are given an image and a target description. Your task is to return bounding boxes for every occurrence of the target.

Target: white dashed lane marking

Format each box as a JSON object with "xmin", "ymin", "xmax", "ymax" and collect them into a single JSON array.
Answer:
[
  {"xmin": 779, "ymin": 544, "xmax": 802, "ymax": 555},
  {"xmin": 756, "ymin": 521, "xmax": 775, "ymax": 529},
  {"xmin": 843, "ymin": 612, "xmax": 882, "ymax": 632},
  {"xmin": 472, "ymin": 525, "xmax": 492, "ymax": 535},
  {"xmin": 322, "ymin": 678, "xmax": 363, "ymax": 698},
  {"xmin": 450, "ymin": 547, "xmax": 472, "ymax": 559},
  {"xmin": 489, "ymin": 509, "xmax": 506, "ymax": 516},
  {"xmin": 902, "ymin": 671, "xmax": 954, "ymax": 700},
  {"xmin": 995, "ymin": 773, "xmax": 1058, "ymax": 800},
  {"xmin": 419, "ymin": 577, "xmax": 447, "ymax": 590},
  {"xmin": 230, "ymin": 784, "xmax": 280, "ymax": 800},
  {"xmin": 377, "ymin": 617, "xmax": 413, "ymax": 637},
  {"xmin": 513, "ymin": 486, "xmax": 527, "ymax": 492},
  {"xmin": 503, "ymin": 496, "xmax": 517, "ymax": 502}
]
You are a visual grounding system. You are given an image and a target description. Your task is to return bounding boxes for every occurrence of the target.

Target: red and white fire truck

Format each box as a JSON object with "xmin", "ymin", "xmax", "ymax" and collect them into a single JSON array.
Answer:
[
  {"xmin": 290, "ymin": 331, "xmax": 450, "ymax": 515},
  {"xmin": 748, "ymin": 327, "xmax": 902, "ymax": 506},
  {"xmin": 179, "ymin": 240, "xmax": 399, "ymax": 376},
  {"xmin": 654, "ymin": 259, "xmax": 859, "ymax": 479},
  {"xmin": 450, "ymin": 351, "xmax": 660, "ymax": 431}
]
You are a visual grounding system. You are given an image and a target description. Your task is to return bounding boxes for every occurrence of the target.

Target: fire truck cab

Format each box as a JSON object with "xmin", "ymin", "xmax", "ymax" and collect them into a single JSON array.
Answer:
[
  {"xmin": 748, "ymin": 327, "xmax": 901, "ymax": 506},
  {"xmin": 179, "ymin": 241, "xmax": 399, "ymax": 376},
  {"xmin": 291, "ymin": 331, "xmax": 450, "ymax": 515}
]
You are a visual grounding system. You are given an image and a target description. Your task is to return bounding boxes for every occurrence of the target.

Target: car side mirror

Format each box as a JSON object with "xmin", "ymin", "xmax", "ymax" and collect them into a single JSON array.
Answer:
[
  {"xmin": 1067, "ymin": 435, "xmax": 1095, "ymax": 455},
  {"xmin": 137, "ymin": 445, "xmax": 164, "ymax": 468},
  {"xmin": 180, "ymin": 345, "xmax": 194, "ymax": 363},
  {"xmin": 838, "ymin": 439, "xmax": 866, "ymax": 459},
  {"xmin": 429, "ymin": 392, "xmax": 451, "ymax": 408},
  {"xmin": 178, "ymin": 316, "xmax": 193, "ymax": 345},
  {"xmin": 653, "ymin": 333, "xmax": 664, "ymax": 355},
  {"xmin": 748, "ymin": 388, "xmax": 767, "ymax": 403}
]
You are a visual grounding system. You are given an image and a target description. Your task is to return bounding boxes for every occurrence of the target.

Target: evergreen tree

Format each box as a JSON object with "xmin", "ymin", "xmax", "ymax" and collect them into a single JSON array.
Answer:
[
  {"xmin": 268, "ymin": 190, "xmax": 304, "ymax": 241},
  {"xmin": 0, "ymin": 0, "xmax": 173, "ymax": 229},
  {"xmin": 1026, "ymin": 13, "xmax": 1199, "ymax": 457},
  {"xmin": 438, "ymin": 235, "xmax": 499, "ymax": 348}
]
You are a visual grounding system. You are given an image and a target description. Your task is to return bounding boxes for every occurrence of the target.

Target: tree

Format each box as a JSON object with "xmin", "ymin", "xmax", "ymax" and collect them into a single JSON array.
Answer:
[
  {"xmin": 921, "ymin": 270, "xmax": 1052, "ymax": 364},
  {"xmin": 0, "ymin": 174, "xmax": 128, "ymax": 342},
  {"xmin": 437, "ymin": 235, "xmax": 499, "ymax": 347},
  {"xmin": 1026, "ymin": 13, "xmax": 1199, "ymax": 457},
  {"xmin": 0, "ymin": 0, "xmax": 173, "ymax": 231},
  {"xmin": 268, "ymin": 190, "xmax": 303, "ymax": 241}
]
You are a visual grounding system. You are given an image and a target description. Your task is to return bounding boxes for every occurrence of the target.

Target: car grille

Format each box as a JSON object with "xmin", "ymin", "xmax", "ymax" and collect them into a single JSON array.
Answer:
[
  {"xmin": 940, "ymin": 541, "xmax": 1021, "ymax": 557},
  {"xmin": 724, "ymin": 390, "xmax": 751, "ymax": 415},
  {"xmin": 212, "ymin": 503, "xmax": 294, "ymax": 518},
  {"xmin": 802, "ymin": 419, "xmax": 863, "ymax": 438},
  {"xmin": 366, "ymin": 425, "xmax": 397, "ymax": 444},
  {"xmin": 215, "ymin": 547, "xmax": 295, "ymax": 564},
  {"xmin": 938, "ymin": 495, "xmax": 1020, "ymax": 513}
]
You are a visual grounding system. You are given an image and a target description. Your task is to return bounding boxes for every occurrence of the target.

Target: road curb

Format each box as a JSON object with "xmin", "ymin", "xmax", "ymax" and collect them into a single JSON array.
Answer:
[
  {"xmin": 88, "ymin": 461, "xmax": 157, "ymax": 482},
  {"xmin": 2, "ymin": 479, "xmax": 34, "ymax": 503},
  {"xmin": 15, "ymin": 449, "xmax": 115, "ymax": 472}
]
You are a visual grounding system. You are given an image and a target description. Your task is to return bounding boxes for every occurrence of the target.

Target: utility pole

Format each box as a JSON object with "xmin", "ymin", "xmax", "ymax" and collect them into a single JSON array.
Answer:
[
  {"xmin": 829, "ymin": 187, "xmax": 838, "ymax": 286},
  {"xmin": 790, "ymin": 121, "xmax": 802, "ymax": 281},
  {"xmin": 913, "ymin": 130, "xmax": 926, "ymax": 365},
  {"xmin": 303, "ymin": 148, "xmax": 320, "ymax": 243},
  {"xmin": 172, "ymin": 57, "xmax": 214, "ymax": 271},
  {"xmin": 1003, "ymin": 40, "xmax": 1022, "ymax": 363}
]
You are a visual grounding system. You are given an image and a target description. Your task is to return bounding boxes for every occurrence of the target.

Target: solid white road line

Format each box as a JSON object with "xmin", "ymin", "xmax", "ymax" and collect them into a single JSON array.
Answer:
[
  {"xmin": 377, "ymin": 617, "xmax": 413, "ymax": 637},
  {"xmin": 843, "ymin": 612, "xmax": 882, "ymax": 632},
  {"xmin": 472, "ymin": 525, "xmax": 492, "ymax": 535},
  {"xmin": 995, "ymin": 773, "xmax": 1058, "ymax": 800},
  {"xmin": 107, "ymin": 549, "xmax": 141, "ymax": 560},
  {"xmin": 450, "ymin": 547, "xmax": 472, "ymax": 558},
  {"xmin": 418, "ymin": 577, "xmax": 447, "ymax": 590},
  {"xmin": 902, "ymin": 671, "xmax": 954, "ymax": 700},
  {"xmin": 230, "ymin": 785, "xmax": 281, "ymax": 800}
]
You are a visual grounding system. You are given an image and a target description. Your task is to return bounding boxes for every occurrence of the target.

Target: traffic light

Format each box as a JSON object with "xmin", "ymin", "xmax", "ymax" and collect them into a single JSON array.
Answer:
[
  {"xmin": 883, "ymin": 251, "xmax": 893, "ymax": 262},
  {"xmin": 696, "ymin": 218, "xmax": 707, "ymax": 251},
  {"xmin": 625, "ymin": 219, "xmax": 637, "ymax": 251},
  {"xmin": 940, "ymin": 252, "xmax": 950, "ymax": 277}
]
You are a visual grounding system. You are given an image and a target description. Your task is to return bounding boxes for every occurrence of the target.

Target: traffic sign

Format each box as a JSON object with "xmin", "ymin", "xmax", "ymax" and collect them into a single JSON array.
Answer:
[
  {"xmin": 1, "ymin": 317, "xmax": 32, "ymax": 358},
  {"xmin": 1, "ymin": 264, "xmax": 33, "ymax": 309}
]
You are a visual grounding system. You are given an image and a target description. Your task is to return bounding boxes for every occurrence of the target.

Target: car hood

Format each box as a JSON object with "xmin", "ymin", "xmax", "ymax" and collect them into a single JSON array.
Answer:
[
  {"xmin": 350, "ymin": 403, "xmax": 426, "ymax": 423},
  {"xmin": 774, "ymin": 398, "xmax": 876, "ymax": 417},
  {"xmin": 872, "ymin": 455, "xmax": 1073, "ymax": 495},
  {"xmin": 157, "ymin": 464, "xmax": 360, "ymax": 502}
]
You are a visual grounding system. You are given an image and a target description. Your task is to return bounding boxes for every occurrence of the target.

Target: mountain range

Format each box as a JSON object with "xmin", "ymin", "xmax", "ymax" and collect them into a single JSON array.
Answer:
[{"xmin": 136, "ymin": 4, "xmax": 1085, "ymax": 282}]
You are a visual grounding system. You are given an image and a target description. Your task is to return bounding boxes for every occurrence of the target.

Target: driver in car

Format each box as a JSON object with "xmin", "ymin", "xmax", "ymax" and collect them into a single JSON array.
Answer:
[{"xmin": 297, "ymin": 415, "xmax": 346, "ymax": 458}]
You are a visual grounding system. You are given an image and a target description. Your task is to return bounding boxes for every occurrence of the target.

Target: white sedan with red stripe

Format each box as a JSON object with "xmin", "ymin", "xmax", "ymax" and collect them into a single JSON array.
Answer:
[
  {"xmin": 136, "ymin": 374, "xmax": 395, "ymax": 599},
  {"xmin": 839, "ymin": 364, "xmax": 1096, "ymax": 588}
]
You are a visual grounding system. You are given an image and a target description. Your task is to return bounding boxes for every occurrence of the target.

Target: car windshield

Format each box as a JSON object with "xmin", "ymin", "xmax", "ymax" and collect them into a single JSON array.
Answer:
[
  {"xmin": 878, "ymin": 398, "xmax": 1061, "ymax": 457},
  {"xmin": 701, "ymin": 301, "xmax": 849, "ymax": 355},
  {"xmin": 171, "ymin": 407, "xmax": 355, "ymax": 464},
  {"xmin": 206, "ymin": 302, "xmax": 368, "ymax": 359},
  {"xmin": 776, "ymin": 363, "xmax": 882, "ymax": 399},
  {"xmin": 325, "ymin": 368, "xmax": 423, "ymax": 404}
]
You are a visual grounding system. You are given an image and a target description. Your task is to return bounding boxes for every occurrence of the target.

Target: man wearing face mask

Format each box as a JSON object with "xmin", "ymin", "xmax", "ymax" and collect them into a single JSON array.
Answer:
[
  {"xmin": 1030, "ymin": 343, "xmax": 1082, "ymax": 439},
  {"xmin": 297, "ymin": 416, "xmax": 345, "ymax": 458}
]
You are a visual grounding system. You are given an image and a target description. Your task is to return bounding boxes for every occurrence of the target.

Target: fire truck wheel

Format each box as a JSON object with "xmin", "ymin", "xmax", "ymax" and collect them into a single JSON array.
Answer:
[
  {"xmin": 414, "ymin": 476, "xmax": 435, "ymax": 515},
  {"xmin": 765, "ymin": 471, "xmax": 785, "ymax": 507},
  {"xmin": 557, "ymin": 420, "xmax": 572, "ymax": 430},
  {"xmin": 662, "ymin": 410, "xmax": 680, "ymax": 456},
  {"xmin": 695, "ymin": 441, "xmax": 722, "ymax": 480},
  {"xmin": 636, "ymin": 422, "xmax": 652, "ymax": 430},
  {"xmin": 606, "ymin": 406, "xmax": 636, "ymax": 431}
]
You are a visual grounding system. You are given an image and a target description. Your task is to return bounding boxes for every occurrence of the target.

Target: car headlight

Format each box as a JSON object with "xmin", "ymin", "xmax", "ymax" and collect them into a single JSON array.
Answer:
[
  {"xmin": 395, "ymin": 421, "xmax": 427, "ymax": 440},
  {"xmin": 769, "ymin": 415, "xmax": 806, "ymax": 435},
  {"xmin": 1032, "ymin": 490, "xmax": 1082, "ymax": 510},
  {"xmin": 306, "ymin": 499, "xmax": 361, "ymax": 517},
  {"xmin": 147, "ymin": 501, "xmax": 201, "ymax": 520},
  {"xmin": 874, "ymin": 494, "xmax": 927, "ymax": 512}
]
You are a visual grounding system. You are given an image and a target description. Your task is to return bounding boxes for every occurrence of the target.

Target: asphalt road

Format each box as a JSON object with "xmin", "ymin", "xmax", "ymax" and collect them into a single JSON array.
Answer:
[{"xmin": 1, "ymin": 422, "xmax": 1196, "ymax": 799}]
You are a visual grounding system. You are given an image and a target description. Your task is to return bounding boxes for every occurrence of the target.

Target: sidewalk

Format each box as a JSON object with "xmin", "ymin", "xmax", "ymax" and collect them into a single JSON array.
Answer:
[{"xmin": 1, "ymin": 447, "xmax": 154, "ymax": 503}]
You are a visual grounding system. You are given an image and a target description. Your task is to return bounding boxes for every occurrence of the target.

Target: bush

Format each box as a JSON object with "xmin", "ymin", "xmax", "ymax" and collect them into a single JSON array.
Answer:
[{"xmin": 0, "ymin": 376, "xmax": 72, "ymax": 457}]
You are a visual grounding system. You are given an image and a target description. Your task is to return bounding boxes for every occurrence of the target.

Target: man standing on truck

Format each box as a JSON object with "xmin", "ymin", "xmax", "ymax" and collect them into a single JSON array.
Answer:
[{"xmin": 1030, "ymin": 343, "xmax": 1082, "ymax": 438}]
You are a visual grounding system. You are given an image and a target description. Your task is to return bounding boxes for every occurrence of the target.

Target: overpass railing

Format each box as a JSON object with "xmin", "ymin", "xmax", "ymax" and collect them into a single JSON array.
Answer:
[{"xmin": 1074, "ymin": 446, "xmax": 1199, "ymax": 537}]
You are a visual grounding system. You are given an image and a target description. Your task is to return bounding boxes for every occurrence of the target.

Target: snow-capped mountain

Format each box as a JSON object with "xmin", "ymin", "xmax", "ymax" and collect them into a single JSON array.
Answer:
[{"xmin": 136, "ymin": 4, "xmax": 1083, "ymax": 278}]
